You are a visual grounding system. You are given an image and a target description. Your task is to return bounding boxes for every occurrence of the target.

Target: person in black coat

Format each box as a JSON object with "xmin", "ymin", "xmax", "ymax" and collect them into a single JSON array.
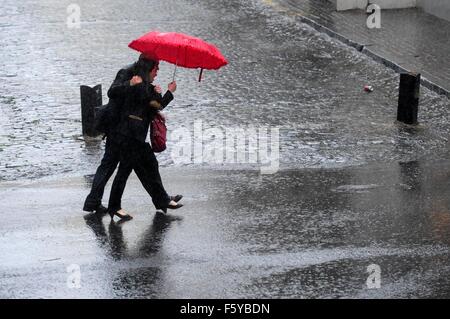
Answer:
[
  {"xmin": 106, "ymin": 55, "xmax": 183, "ymax": 220},
  {"xmin": 83, "ymin": 55, "xmax": 182, "ymax": 218},
  {"xmin": 82, "ymin": 63, "xmax": 136, "ymax": 214}
]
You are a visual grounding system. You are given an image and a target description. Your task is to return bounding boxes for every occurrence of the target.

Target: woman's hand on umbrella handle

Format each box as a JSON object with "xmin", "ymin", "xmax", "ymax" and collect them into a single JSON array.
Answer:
[
  {"xmin": 130, "ymin": 76, "xmax": 143, "ymax": 86},
  {"xmin": 154, "ymin": 85, "xmax": 162, "ymax": 94},
  {"xmin": 168, "ymin": 81, "xmax": 177, "ymax": 93}
]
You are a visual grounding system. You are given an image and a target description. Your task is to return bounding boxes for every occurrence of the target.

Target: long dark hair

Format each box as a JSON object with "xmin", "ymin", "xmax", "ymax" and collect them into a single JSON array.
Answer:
[{"xmin": 134, "ymin": 54, "xmax": 156, "ymax": 83}]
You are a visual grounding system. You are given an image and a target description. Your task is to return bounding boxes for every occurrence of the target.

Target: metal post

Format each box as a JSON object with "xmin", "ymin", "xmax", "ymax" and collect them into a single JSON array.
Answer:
[
  {"xmin": 80, "ymin": 84, "xmax": 102, "ymax": 137},
  {"xmin": 397, "ymin": 73, "xmax": 420, "ymax": 125}
]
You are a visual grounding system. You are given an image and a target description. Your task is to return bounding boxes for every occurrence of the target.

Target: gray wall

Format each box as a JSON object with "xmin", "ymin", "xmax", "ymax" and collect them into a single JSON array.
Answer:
[
  {"xmin": 333, "ymin": 0, "xmax": 417, "ymax": 11},
  {"xmin": 333, "ymin": 0, "xmax": 450, "ymax": 21},
  {"xmin": 369, "ymin": 0, "xmax": 417, "ymax": 9},
  {"xmin": 418, "ymin": 0, "xmax": 450, "ymax": 21}
]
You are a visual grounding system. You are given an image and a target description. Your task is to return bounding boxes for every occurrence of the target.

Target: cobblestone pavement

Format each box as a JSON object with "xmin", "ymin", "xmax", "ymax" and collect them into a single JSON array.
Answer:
[
  {"xmin": 1, "ymin": 0, "xmax": 450, "ymax": 181},
  {"xmin": 269, "ymin": 0, "xmax": 450, "ymax": 94}
]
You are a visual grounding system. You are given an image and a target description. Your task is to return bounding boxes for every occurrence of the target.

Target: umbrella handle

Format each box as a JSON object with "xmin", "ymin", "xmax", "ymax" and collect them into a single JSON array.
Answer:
[
  {"xmin": 172, "ymin": 64, "xmax": 178, "ymax": 82},
  {"xmin": 198, "ymin": 68, "xmax": 203, "ymax": 82},
  {"xmin": 172, "ymin": 46, "xmax": 179, "ymax": 82}
]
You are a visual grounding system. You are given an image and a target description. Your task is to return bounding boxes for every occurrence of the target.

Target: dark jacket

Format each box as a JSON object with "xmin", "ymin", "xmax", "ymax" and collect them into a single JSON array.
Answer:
[
  {"xmin": 101, "ymin": 64, "xmax": 134, "ymax": 137},
  {"xmin": 107, "ymin": 65, "xmax": 173, "ymax": 143}
]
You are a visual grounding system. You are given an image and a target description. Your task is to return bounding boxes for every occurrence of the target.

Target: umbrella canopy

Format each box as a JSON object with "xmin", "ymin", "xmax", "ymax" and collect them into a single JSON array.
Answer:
[{"xmin": 128, "ymin": 31, "xmax": 228, "ymax": 81}]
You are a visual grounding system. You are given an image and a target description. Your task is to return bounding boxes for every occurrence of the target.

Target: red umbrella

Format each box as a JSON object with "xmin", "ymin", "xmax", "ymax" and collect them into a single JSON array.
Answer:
[{"xmin": 128, "ymin": 31, "xmax": 228, "ymax": 81}]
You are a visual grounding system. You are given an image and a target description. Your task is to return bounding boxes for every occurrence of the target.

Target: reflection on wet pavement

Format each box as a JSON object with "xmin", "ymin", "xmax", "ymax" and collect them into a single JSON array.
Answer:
[{"xmin": 1, "ymin": 163, "xmax": 450, "ymax": 298}]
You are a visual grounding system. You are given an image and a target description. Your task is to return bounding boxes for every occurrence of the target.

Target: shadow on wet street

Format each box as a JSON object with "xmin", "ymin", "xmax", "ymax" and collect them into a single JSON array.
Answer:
[{"xmin": 84, "ymin": 212, "xmax": 183, "ymax": 261}]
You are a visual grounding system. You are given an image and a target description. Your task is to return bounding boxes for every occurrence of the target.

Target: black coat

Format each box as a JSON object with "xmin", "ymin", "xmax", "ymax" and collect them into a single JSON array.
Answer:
[
  {"xmin": 100, "ymin": 64, "xmax": 133, "ymax": 136},
  {"xmin": 107, "ymin": 65, "xmax": 173, "ymax": 143}
]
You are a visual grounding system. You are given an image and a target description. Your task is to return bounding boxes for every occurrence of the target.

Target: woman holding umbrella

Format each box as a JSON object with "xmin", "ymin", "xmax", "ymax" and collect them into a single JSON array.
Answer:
[
  {"xmin": 105, "ymin": 31, "xmax": 227, "ymax": 220},
  {"xmin": 107, "ymin": 54, "xmax": 183, "ymax": 220}
]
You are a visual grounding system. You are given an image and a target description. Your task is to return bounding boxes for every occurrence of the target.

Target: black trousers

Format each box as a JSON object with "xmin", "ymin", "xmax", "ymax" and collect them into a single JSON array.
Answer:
[
  {"xmin": 83, "ymin": 136, "xmax": 131, "ymax": 211},
  {"xmin": 108, "ymin": 137, "xmax": 170, "ymax": 212}
]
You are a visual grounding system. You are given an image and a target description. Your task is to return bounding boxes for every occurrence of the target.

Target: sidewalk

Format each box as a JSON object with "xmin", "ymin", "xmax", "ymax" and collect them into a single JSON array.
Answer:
[{"xmin": 267, "ymin": 0, "xmax": 450, "ymax": 97}]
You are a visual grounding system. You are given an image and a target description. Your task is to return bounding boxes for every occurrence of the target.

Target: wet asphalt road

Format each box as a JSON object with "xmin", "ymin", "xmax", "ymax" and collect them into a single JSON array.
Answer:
[
  {"xmin": 1, "ymin": 0, "xmax": 450, "ymax": 298},
  {"xmin": 2, "ymin": 164, "xmax": 450, "ymax": 298}
]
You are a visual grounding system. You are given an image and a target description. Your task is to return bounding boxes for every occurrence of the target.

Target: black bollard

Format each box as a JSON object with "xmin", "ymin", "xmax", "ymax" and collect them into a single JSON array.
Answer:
[
  {"xmin": 397, "ymin": 73, "xmax": 420, "ymax": 125},
  {"xmin": 80, "ymin": 84, "xmax": 102, "ymax": 137}
]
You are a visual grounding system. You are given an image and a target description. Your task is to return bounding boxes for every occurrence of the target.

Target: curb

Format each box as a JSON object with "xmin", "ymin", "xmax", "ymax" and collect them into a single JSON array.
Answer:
[{"xmin": 294, "ymin": 14, "xmax": 450, "ymax": 98}]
